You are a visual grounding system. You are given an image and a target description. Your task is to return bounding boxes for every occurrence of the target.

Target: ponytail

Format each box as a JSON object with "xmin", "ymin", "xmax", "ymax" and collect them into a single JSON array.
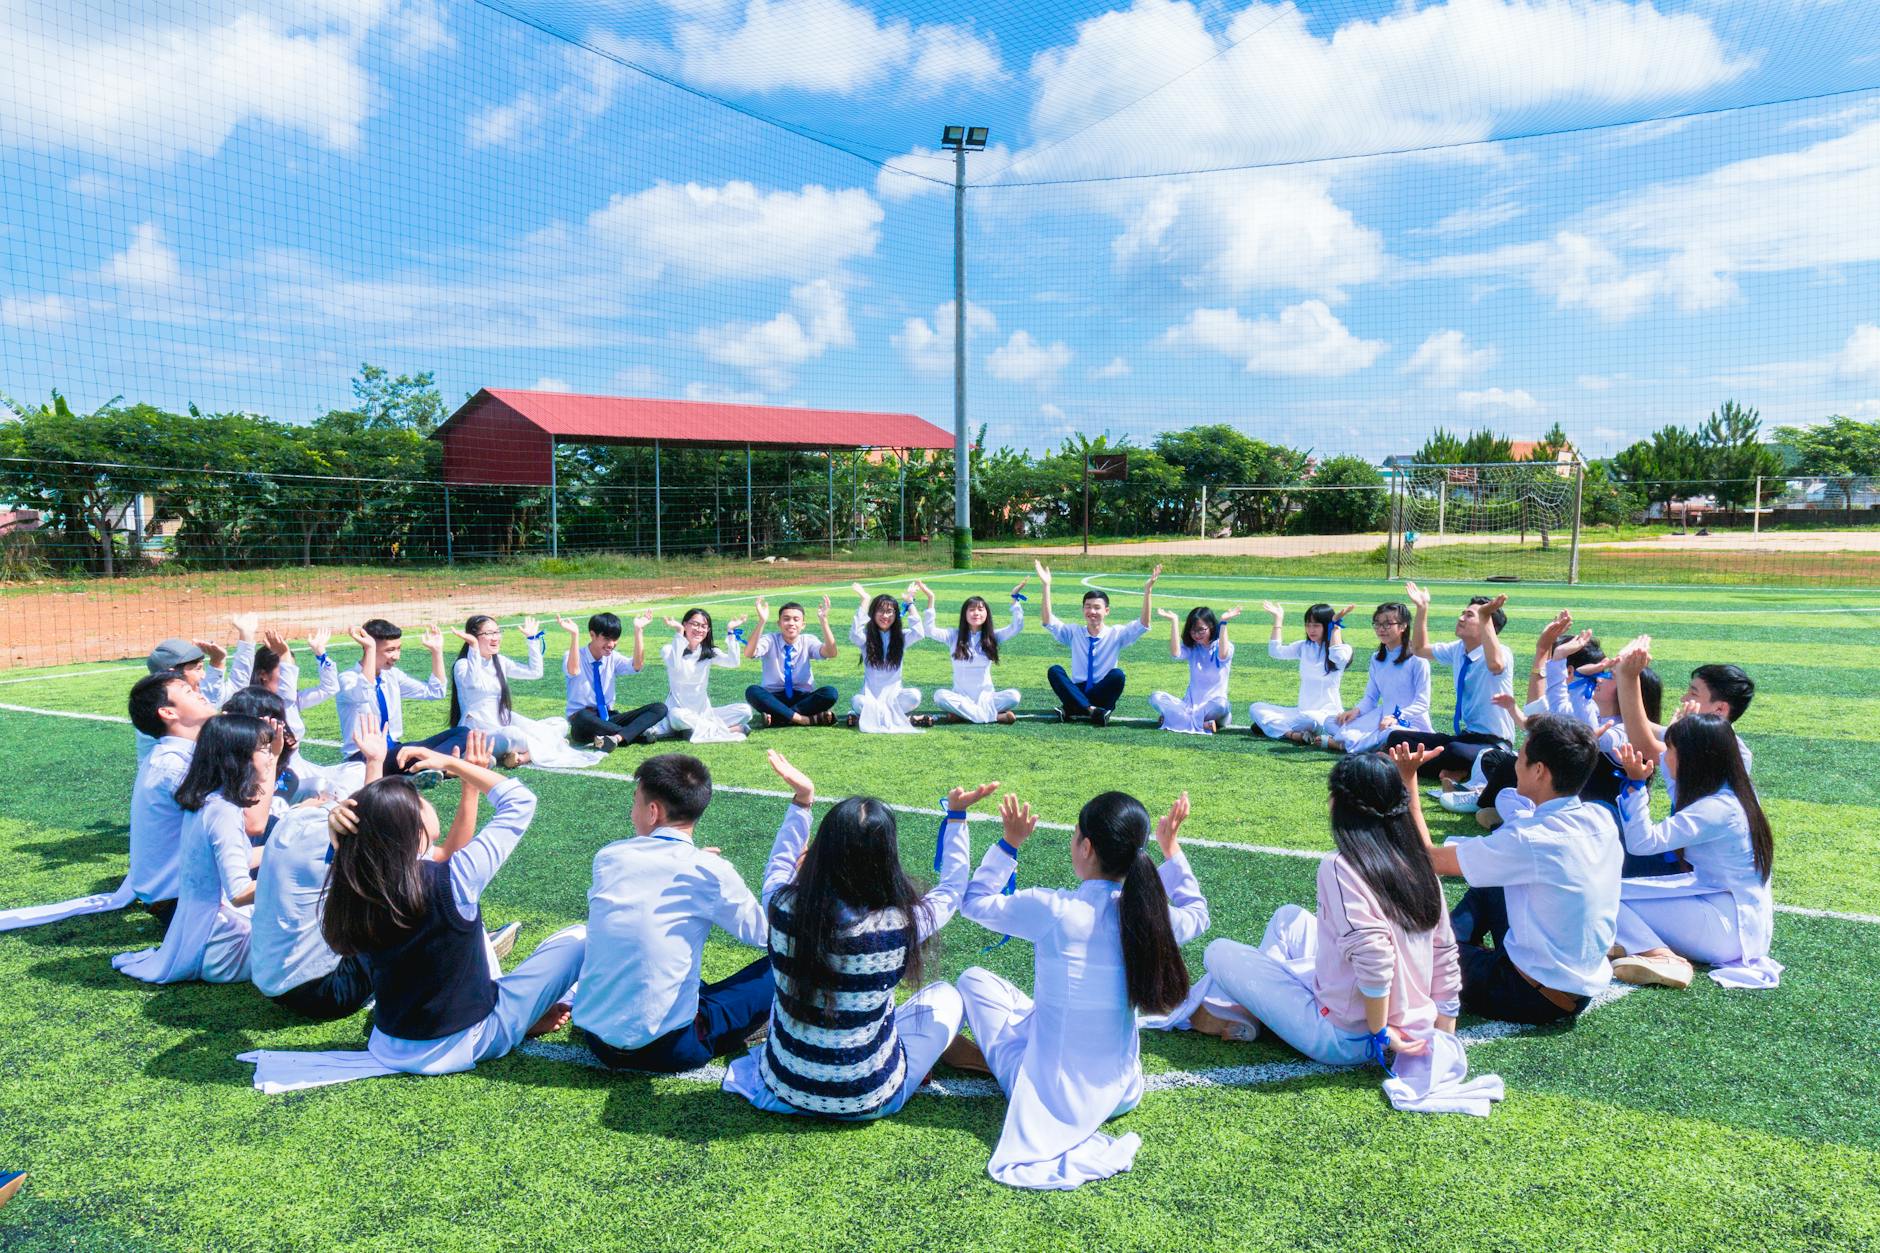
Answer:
[{"xmin": 1077, "ymin": 791, "xmax": 1191, "ymax": 1014}]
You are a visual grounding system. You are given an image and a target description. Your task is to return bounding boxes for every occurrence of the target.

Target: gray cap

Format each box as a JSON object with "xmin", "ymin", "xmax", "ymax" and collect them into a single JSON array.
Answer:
[{"xmin": 146, "ymin": 638, "xmax": 206, "ymax": 673}]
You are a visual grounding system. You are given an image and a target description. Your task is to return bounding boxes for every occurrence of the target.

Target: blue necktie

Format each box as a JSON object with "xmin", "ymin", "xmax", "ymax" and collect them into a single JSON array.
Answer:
[
  {"xmin": 1086, "ymin": 633, "xmax": 1098, "ymax": 692},
  {"xmin": 1453, "ymin": 653, "xmax": 1472, "ymax": 735},
  {"xmin": 782, "ymin": 641, "xmax": 795, "ymax": 699},
  {"xmin": 591, "ymin": 658, "xmax": 609, "ymax": 722},
  {"xmin": 375, "ymin": 675, "xmax": 390, "ymax": 732}
]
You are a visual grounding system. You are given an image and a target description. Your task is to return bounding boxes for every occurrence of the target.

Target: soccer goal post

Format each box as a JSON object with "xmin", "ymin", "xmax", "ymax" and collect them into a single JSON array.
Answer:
[{"xmin": 1388, "ymin": 460, "xmax": 1586, "ymax": 585}]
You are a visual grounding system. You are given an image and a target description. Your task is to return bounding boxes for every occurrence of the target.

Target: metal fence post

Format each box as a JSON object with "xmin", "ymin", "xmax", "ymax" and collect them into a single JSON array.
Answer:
[
  {"xmin": 1753, "ymin": 475, "xmax": 1762, "ymax": 534},
  {"xmin": 443, "ymin": 483, "xmax": 454, "ymax": 564},
  {"xmin": 1567, "ymin": 458, "xmax": 1585, "ymax": 586},
  {"xmin": 827, "ymin": 447, "xmax": 836, "ymax": 556},
  {"xmin": 653, "ymin": 439, "xmax": 662, "ymax": 561},
  {"xmin": 548, "ymin": 441, "xmax": 559, "ymax": 558},
  {"xmin": 745, "ymin": 443, "xmax": 754, "ymax": 560}
]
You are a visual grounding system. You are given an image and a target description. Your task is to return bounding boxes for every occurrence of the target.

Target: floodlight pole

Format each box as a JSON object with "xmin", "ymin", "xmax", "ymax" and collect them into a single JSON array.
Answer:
[{"xmin": 951, "ymin": 143, "xmax": 970, "ymax": 569}]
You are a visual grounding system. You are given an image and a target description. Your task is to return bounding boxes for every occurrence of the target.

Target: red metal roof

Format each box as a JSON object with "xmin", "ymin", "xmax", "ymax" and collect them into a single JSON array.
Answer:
[{"xmin": 438, "ymin": 389, "xmax": 953, "ymax": 451}]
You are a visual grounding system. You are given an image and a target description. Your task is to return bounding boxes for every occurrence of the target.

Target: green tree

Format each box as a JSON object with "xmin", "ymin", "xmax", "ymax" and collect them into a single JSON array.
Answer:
[
  {"xmin": 1611, "ymin": 425, "xmax": 1710, "ymax": 512},
  {"xmin": 1772, "ymin": 416, "xmax": 1880, "ymax": 510},
  {"xmin": 1294, "ymin": 455, "xmax": 1385, "ymax": 534},
  {"xmin": 1698, "ymin": 400, "xmax": 1783, "ymax": 508},
  {"xmin": 348, "ymin": 364, "xmax": 447, "ymax": 435}
]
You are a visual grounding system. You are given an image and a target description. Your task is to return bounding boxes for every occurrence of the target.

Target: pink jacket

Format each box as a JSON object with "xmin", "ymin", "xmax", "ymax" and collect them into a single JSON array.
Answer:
[{"xmin": 1313, "ymin": 853, "xmax": 1461, "ymax": 1037}]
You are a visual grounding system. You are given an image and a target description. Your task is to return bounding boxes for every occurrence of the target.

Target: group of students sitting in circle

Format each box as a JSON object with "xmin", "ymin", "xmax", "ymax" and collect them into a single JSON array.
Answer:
[{"xmin": 0, "ymin": 576, "xmax": 1777, "ymax": 1190}]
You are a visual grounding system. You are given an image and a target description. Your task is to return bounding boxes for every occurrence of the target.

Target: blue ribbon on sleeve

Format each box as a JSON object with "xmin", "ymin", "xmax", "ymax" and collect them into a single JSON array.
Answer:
[
  {"xmin": 1365, "ymin": 1028, "xmax": 1392, "ymax": 1068},
  {"xmin": 1569, "ymin": 674, "xmax": 1599, "ymax": 700},
  {"xmin": 727, "ymin": 627, "xmax": 746, "ymax": 646},
  {"xmin": 1615, "ymin": 770, "xmax": 1648, "ymax": 796},
  {"xmin": 1011, "ymin": 593, "xmax": 1028, "ymax": 602},
  {"xmin": 901, "ymin": 602, "xmax": 914, "ymax": 619}
]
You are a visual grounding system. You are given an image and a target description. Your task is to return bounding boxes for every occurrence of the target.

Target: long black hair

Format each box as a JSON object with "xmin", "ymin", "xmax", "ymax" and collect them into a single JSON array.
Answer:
[
  {"xmin": 679, "ymin": 608, "xmax": 718, "ymax": 661},
  {"xmin": 953, "ymin": 596, "xmax": 1000, "ymax": 663},
  {"xmin": 223, "ymin": 686, "xmax": 296, "ymax": 757},
  {"xmin": 321, "ymin": 777, "xmax": 433, "ymax": 956},
  {"xmin": 1077, "ymin": 792, "xmax": 1190, "ymax": 1013},
  {"xmin": 174, "ymin": 713, "xmax": 273, "ymax": 813},
  {"xmin": 1328, "ymin": 754, "xmax": 1444, "ymax": 933},
  {"xmin": 1564, "ymin": 635, "xmax": 1663, "ymax": 725},
  {"xmin": 448, "ymin": 614, "xmax": 512, "ymax": 726},
  {"xmin": 1182, "ymin": 606, "xmax": 1221, "ymax": 654},
  {"xmin": 1372, "ymin": 601, "xmax": 1411, "ymax": 664},
  {"xmin": 861, "ymin": 594, "xmax": 906, "ymax": 670},
  {"xmin": 1305, "ymin": 602, "xmax": 1340, "ymax": 673},
  {"xmin": 1666, "ymin": 714, "xmax": 1773, "ymax": 882},
  {"xmin": 249, "ymin": 645, "xmax": 284, "ymax": 688},
  {"xmin": 769, "ymin": 795, "xmax": 929, "ymax": 1019}
]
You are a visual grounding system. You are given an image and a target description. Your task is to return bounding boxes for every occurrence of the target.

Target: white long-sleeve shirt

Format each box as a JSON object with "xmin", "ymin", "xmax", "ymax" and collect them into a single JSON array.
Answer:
[
  {"xmin": 453, "ymin": 636, "xmax": 545, "ymax": 730},
  {"xmin": 660, "ymin": 635, "xmax": 743, "ymax": 714},
  {"xmin": 129, "ymin": 736, "xmax": 195, "ymax": 902},
  {"xmin": 850, "ymin": 607, "xmax": 926, "ymax": 697},
  {"xmin": 962, "ymin": 841, "xmax": 1210, "ymax": 1190},
  {"xmin": 574, "ymin": 822, "xmax": 769, "ymax": 1050},
  {"xmin": 228, "ymin": 642, "xmax": 339, "ymax": 738},
  {"xmin": 1349, "ymin": 652, "xmax": 1433, "ymax": 732},
  {"xmin": 1044, "ymin": 619, "xmax": 1147, "ymax": 684},
  {"xmin": 114, "ymin": 793, "xmax": 255, "ymax": 985},
  {"xmin": 565, "ymin": 645, "xmax": 641, "ymax": 716},
  {"xmin": 925, "ymin": 602, "xmax": 1023, "ymax": 696},
  {"xmin": 336, "ymin": 662, "xmax": 446, "ymax": 754},
  {"xmin": 1268, "ymin": 636, "xmax": 1353, "ymax": 720}
]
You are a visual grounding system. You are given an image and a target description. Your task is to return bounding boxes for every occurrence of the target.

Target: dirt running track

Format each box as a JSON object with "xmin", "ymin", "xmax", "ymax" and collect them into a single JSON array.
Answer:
[
  {"xmin": 0, "ymin": 559, "xmax": 913, "ymax": 670},
  {"xmin": 984, "ymin": 530, "xmax": 1880, "ymax": 557}
]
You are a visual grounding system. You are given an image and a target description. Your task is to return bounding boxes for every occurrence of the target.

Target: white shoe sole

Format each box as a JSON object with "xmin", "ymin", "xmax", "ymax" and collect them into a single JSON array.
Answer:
[{"xmin": 1611, "ymin": 956, "xmax": 1693, "ymax": 989}]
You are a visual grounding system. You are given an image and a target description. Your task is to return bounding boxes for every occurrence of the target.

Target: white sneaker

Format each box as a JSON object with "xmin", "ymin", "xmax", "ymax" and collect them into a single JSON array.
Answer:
[
  {"xmin": 1438, "ymin": 791, "xmax": 1482, "ymax": 815},
  {"xmin": 1612, "ymin": 952, "xmax": 1694, "ymax": 989}
]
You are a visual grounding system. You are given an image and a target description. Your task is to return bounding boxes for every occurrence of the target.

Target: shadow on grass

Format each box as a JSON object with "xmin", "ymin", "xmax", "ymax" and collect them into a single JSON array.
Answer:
[{"xmin": 12, "ymin": 822, "xmax": 129, "ymax": 872}]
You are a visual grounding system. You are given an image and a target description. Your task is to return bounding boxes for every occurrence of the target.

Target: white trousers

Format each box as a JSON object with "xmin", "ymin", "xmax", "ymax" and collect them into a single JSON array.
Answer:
[
  {"xmin": 1202, "ymin": 906, "xmax": 1371, "ymax": 1066},
  {"xmin": 1616, "ymin": 893, "xmax": 1742, "ymax": 966},
  {"xmin": 1322, "ymin": 709, "xmax": 1398, "ymax": 754},
  {"xmin": 367, "ymin": 923, "xmax": 587, "ymax": 1074},
  {"xmin": 656, "ymin": 703, "xmax": 754, "ymax": 744},
  {"xmin": 935, "ymin": 687, "xmax": 1020, "ymax": 724},
  {"xmin": 1149, "ymin": 692, "xmax": 1230, "ymax": 735},
  {"xmin": 853, "ymin": 686, "xmax": 922, "ymax": 734},
  {"xmin": 954, "ymin": 966, "xmax": 1143, "ymax": 1120},
  {"xmin": 1249, "ymin": 703, "xmax": 1323, "ymax": 739},
  {"xmin": 723, "ymin": 981, "xmax": 964, "ymax": 1119}
]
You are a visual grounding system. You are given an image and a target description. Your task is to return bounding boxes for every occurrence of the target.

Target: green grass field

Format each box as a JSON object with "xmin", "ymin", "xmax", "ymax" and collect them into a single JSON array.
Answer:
[{"xmin": 2, "ymin": 569, "xmax": 1878, "ymax": 1251}]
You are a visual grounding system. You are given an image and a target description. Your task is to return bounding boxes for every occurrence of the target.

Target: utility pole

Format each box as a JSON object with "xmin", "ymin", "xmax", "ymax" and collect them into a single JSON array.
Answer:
[{"xmin": 942, "ymin": 124, "xmax": 988, "ymax": 569}]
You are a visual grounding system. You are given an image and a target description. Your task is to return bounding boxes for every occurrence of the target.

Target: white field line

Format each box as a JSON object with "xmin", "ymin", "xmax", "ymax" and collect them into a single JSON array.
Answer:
[
  {"xmin": 0, "ymin": 665, "xmax": 144, "ymax": 686},
  {"xmin": 0, "ymin": 699, "xmax": 1867, "ymax": 1100}
]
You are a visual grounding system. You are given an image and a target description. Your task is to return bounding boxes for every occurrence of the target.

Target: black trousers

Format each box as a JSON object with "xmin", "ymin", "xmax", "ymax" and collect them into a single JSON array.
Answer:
[
  {"xmin": 744, "ymin": 685, "xmax": 840, "ymax": 723},
  {"xmin": 568, "ymin": 703, "xmax": 668, "ymax": 744},
  {"xmin": 269, "ymin": 955, "xmax": 373, "ymax": 1021},
  {"xmin": 1451, "ymin": 886, "xmax": 1589, "ymax": 1026},
  {"xmin": 1382, "ymin": 729, "xmax": 1509, "ymax": 777},
  {"xmin": 1047, "ymin": 666, "xmax": 1126, "ymax": 714}
]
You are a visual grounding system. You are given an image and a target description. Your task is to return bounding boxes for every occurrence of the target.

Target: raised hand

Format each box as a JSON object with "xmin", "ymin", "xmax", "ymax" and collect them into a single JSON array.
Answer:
[
  {"xmin": 1388, "ymin": 741, "xmax": 1443, "ymax": 782},
  {"xmin": 461, "ymin": 729, "xmax": 495, "ymax": 771},
  {"xmin": 1617, "ymin": 742, "xmax": 1655, "ymax": 782},
  {"xmin": 1032, "ymin": 559, "xmax": 1052, "ymax": 586},
  {"xmin": 1674, "ymin": 698, "xmax": 1702, "ymax": 722},
  {"xmin": 998, "ymin": 792, "xmax": 1039, "ymax": 849},
  {"xmin": 817, "ymin": 596, "xmax": 831, "ymax": 621},
  {"xmin": 261, "ymin": 717, "xmax": 287, "ymax": 760},
  {"xmin": 557, "ymin": 615, "xmax": 579, "ymax": 635},
  {"xmin": 767, "ymin": 749, "xmax": 814, "ymax": 807},
  {"xmin": 195, "ymin": 638, "xmax": 227, "ymax": 667},
  {"xmin": 1011, "ymin": 577, "xmax": 1029, "ymax": 597},
  {"xmin": 1147, "ymin": 563, "xmax": 1163, "ymax": 584},
  {"xmin": 725, "ymin": 616, "xmax": 747, "ymax": 633},
  {"xmin": 1336, "ymin": 603, "xmax": 1356, "ymax": 621},
  {"xmin": 451, "ymin": 626, "xmax": 480, "ymax": 647},
  {"xmin": 263, "ymin": 629, "xmax": 292, "ymax": 658},
  {"xmin": 1262, "ymin": 600, "xmax": 1284, "ymax": 619},
  {"xmin": 231, "ymin": 613, "xmax": 260, "ymax": 640},
  {"xmin": 851, "ymin": 582, "xmax": 869, "ymax": 600},
  {"xmin": 633, "ymin": 613, "xmax": 653, "ymax": 632},
  {"xmin": 663, "ymin": 616, "xmax": 685, "ymax": 632},
  {"xmin": 1155, "ymin": 792, "xmax": 1190, "ymax": 859},
  {"xmin": 754, "ymin": 597, "xmax": 770, "ymax": 621},
  {"xmin": 420, "ymin": 624, "xmax": 445, "ymax": 653},
  {"xmin": 1552, "ymin": 627, "xmax": 1595, "ymax": 661},
  {"xmin": 308, "ymin": 627, "xmax": 331, "ymax": 655},
  {"xmin": 522, "ymin": 616, "xmax": 539, "ymax": 638},
  {"xmin": 1491, "ymin": 692, "xmax": 1529, "ymax": 730},
  {"xmin": 1404, "ymin": 581, "xmax": 1431, "ymax": 611},
  {"xmin": 947, "ymin": 781, "xmax": 1001, "ymax": 811},
  {"xmin": 1219, "ymin": 605, "xmax": 1243, "ymax": 621},
  {"xmin": 347, "ymin": 624, "xmax": 372, "ymax": 649},
  {"xmin": 1157, "ymin": 607, "xmax": 1180, "ymax": 622},
  {"xmin": 1537, "ymin": 610, "xmax": 1572, "ymax": 654},
  {"xmin": 354, "ymin": 709, "xmax": 387, "ymax": 765}
]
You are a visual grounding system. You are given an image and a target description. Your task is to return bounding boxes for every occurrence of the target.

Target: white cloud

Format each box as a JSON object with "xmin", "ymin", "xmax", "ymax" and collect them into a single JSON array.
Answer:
[
  {"xmin": 1162, "ymin": 300, "xmax": 1386, "ymax": 377},
  {"xmin": 892, "ymin": 300, "xmax": 996, "ymax": 375},
  {"xmin": 987, "ymin": 331, "xmax": 1072, "ymax": 386},
  {"xmin": 613, "ymin": 364, "xmax": 665, "ymax": 392},
  {"xmin": 1458, "ymin": 387, "xmax": 1540, "ymax": 412},
  {"xmin": 1838, "ymin": 324, "xmax": 1880, "ymax": 380},
  {"xmin": 684, "ymin": 382, "xmax": 771, "ymax": 405},
  {"xmin": 1577, "ymin": 374, "xmax": 1615, "ymax": 391},
  {"xmin": 875, "ymin": 144, "xmax": 1012, "ymax": 201},
  {"xmin": 1040, "ymin": 403, "xmax": 1066, "ymax": 421},
  {"xmin": 469, "ymin": 40, "xmax": 625, "ymax": 148},
  {"xmin": 1424, "ymin": 230, "xmax": 1739, "ymax": 323},
  {"xmin": 674, "ymin": 0, "xmax": 1000, "ymax": 96},
  {"xmin": 1111, "ymin": 173, "xmax": 1385, "ymax": 300},
  {"xmin": 532, "ymin": 377, "xmax": 573, "ymax": 393},
  {"xmin": 588, "ymin": 180, "xmax": 883, "ymax": 284},
  {"xmin": 1012, "ymin": 0, "xmax": 1749, "ymax": 182},
  {"xmin": 0, "ymin": 5, "xmax": 388, "ymax": 163},
  {"xmin": 0, "ymin": 292, "xmax": 81, "ymax": 330},
  {"xmin": 104, "ymin": 224, "xmax": 183, "ymax": 291},
  {"xmin": 1093, "ymin": 356, "xmax": 1131, "ymax": 379},
  {"xmin": 696, "ymin": 278, "xmax": 854, "ymax": 391},
  {"xmin": 1413, "ymin": 193, "xmax": 1527, "ymax": 238},
  {"xmin": 1403, "ymin": 330, "xmax": 1497, "ymax": 387}
]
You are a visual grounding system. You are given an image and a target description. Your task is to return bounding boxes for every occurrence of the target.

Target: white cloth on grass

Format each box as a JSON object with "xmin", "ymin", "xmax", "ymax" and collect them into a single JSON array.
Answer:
[
  {"xmin": 1382, "ymin": 1031, "xmax": 1504, "ymax": 1117},
  {"xmin": 453, "ymin": 636, "xmax": 602, "ymax": 768}
]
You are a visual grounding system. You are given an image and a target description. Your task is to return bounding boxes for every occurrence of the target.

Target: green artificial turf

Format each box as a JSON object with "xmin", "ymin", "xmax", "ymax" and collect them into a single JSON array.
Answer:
[{"xmin": 2, "ymin": 570, "xmax": 1878, "ymax": 1251}]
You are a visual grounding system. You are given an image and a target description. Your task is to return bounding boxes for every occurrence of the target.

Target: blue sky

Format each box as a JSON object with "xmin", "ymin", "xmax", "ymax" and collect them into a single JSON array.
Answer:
[{"xmin": 2, "ymin": 0, "xmax": 1878, "ymax": 460}]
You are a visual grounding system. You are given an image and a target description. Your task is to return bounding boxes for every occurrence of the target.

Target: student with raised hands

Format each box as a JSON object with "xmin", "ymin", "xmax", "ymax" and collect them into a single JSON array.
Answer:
[
  {"xmin": 222, "ymin": 686, "xmax": 360, "ymax": 806},
  {"xmin": 449, "ymin": 613, "xmax": 601, "ymax": 770},
  {"xmin": 113, "ymin": 712, "xmax": 283, "ymax": 985},
  {"xmin": 1383, "ymin": 583, "xmax": 1515, "ymax": 778},
  {"xmin": 1323, "ymin": 602, "xmax": 1432, "ymax": 755},
  {"xmin": 1609, "ymin": 637, "xmax": 1757, "ymax": 797},
  {"xmin": 1037, "ymin": 559, "xmax": 1160, "ymax": 727},
  {"xmin": 134, "ymin": 637, "xmax": 230, "ymax": 764},
  {"xmin": 1186, "ymin": 752, "xmax": 1460, "ymax": 1069},
  {"xmin": 652, "ymin": 608, "xmax": 753, "ymax": 743},
  {"xmin": 744, "ymin": 596, "xmax": 841, "ymax": 728},
  {"xmin": 1248, "ymin": 601, "xmax": 1355, "ymax": 743},
  {"xmin": 949, "ymin": 787, "xmax": 1209, "ymax": 1190},
  {"xmin": 722, "ymin": 752, "xmax": 997, "ymax": 1119},
  {"xmin": 926, "ymin": 579, "xmax": 1028, "ymax": 725},
  {"xmin": 574, "ymin": 754, "xmax": 772, "ymax": 1073},
  {"xmin": 251, "ymin": 721, "xmax": 521, "ymax": 1021},
  {"xmin": 336, "ymin": 619, "xmax": 470, "ymax": 774},
  {"xmin": 1394, "ymin": 715, "xmax": 1623, "ymax": 1026},
  {"xmin": 560, "ymin": 611, "xmax": 666, "ymax": 751},
  {"xmin": 1610, "ymin": 721, "xmax": 1780, "ymax": 990},
  {"xmin": 228, "ymin": 616, "xmax": 339, "ymax": 740},
  {"xmin": 1148, "ymin": 604, "xmax": 1240, "ymax": 735},
  {"xmin": 848, "ymin": 581, "xmax": 932, "ymax": 732}
]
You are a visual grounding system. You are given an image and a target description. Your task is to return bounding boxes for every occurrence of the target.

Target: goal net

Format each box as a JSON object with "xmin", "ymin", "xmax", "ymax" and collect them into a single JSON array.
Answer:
[{"xmin": 1390, "ymin": 461, "xmax": 1584, "ymax": 584}]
